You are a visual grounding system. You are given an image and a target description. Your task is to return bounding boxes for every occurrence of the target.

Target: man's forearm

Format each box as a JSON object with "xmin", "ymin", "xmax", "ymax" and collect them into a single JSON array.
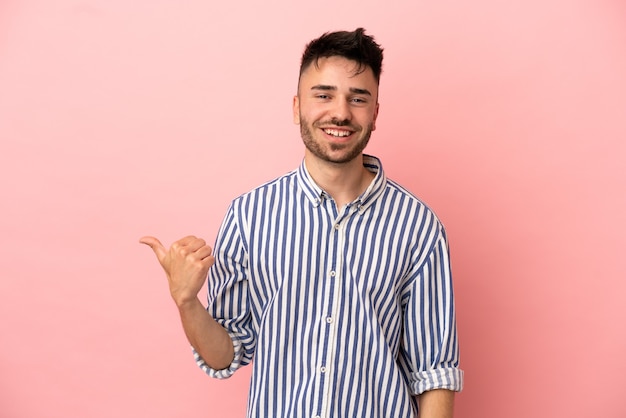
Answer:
[
  {"xmin": 177, "ymin": 297, "xmax": 234, "ymax": 370},
  {"xmin": 417, "ymin": 389, "xmax": 456, "ymax": 418}
]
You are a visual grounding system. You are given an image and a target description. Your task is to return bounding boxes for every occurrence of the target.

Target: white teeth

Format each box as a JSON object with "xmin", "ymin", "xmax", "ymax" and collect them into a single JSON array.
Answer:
[{"xmin": 324, "ymin": 129, "xmax": 351, "ymax": 137}]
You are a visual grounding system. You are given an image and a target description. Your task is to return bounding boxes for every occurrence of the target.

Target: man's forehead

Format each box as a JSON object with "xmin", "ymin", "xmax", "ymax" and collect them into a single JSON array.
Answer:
[{"xmin": 299, "ymin": 56, "xmax": 378, "ymax": 89}]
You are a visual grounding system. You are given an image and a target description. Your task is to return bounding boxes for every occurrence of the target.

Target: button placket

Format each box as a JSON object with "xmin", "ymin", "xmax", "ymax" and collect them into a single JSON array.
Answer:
[{"xmin": 315, "ymin": 216, "xmax": 344, "ymax": 418}]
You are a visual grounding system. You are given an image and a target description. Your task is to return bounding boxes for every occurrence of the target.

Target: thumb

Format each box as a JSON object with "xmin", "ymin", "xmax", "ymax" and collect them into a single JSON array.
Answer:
[{"xmin": 139, "ymin": 236, "xmax": 167, "ymax": 262}]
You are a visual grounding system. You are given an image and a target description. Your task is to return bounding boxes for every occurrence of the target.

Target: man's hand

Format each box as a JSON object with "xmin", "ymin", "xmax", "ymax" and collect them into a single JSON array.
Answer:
[
  {"xmin": 140, "ymin": 235, "xmax": 234, "ymax": 369},
  {"xmin": 139, "ymin": 235, "xmax": 215, "ymax": 307}
]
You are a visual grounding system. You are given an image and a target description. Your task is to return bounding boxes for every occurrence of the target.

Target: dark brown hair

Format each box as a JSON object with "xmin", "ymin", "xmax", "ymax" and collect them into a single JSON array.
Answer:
[{"xmin": 299, "ymin": 28, "xmax": 384, "ymax": 83}]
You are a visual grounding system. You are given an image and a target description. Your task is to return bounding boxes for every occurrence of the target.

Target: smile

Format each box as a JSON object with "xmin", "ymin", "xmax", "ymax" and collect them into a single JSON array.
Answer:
[{"xmin": 323, "ymin": 128, "xmax": 352, "ymax": 137}]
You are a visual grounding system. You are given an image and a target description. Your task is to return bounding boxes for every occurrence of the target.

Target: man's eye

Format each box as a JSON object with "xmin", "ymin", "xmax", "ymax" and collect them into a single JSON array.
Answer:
[
  {"xmin": 316, "ymin": 94, "xmax": 330, "ymax": 99},
  {"xmin": 351, "ymin": 98, "xmax": 366, "ymax": 104}
]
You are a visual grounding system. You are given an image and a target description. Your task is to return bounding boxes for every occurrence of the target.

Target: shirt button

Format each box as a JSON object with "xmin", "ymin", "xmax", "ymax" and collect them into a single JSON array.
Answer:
[
  {"xmin": 329, "ymin": 271, "xmax": 336, "ymax": 277},
  {"xmin": 320, "ymin": 366, "xmax": 327, "ymax": 373},
  {"xmin": 326, "ymin": 317, "xmax": 333, "ymax": 324},
  {"xmin": 334, "ymin": 224, "xmax": 340, "ymax": 230}
]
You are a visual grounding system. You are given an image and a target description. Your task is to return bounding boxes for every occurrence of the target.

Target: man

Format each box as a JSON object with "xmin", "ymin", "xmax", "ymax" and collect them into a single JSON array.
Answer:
[{"xmin": 141, "ymin": 28, "xmax": 463, "ymax": 418}]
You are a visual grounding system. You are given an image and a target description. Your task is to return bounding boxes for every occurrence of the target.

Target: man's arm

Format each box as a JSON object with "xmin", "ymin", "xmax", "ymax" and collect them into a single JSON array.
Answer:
[
  {"xmin": 140, "ymin": 235, "xmax": 234, "ymax": 370},
  {"xmin": 401, "ymin": 226, "xmax": 463, "ymax": 413},
  {"xmin": 417, "ymin": 389, "xmax": 455, "ymax": 418}
]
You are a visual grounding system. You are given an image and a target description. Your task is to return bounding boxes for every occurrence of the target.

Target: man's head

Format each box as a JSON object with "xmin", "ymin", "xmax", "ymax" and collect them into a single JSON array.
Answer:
[
  {"xmin": 294, "ymin": 29, "xmax": 384, "ymax": 166},
  {"xmin": 299, "ymin": 28, "xmax": 384, "ymax": 86}
]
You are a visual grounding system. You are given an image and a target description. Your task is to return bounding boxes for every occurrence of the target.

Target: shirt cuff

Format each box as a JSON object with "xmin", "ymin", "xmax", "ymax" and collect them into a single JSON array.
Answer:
[
  {"xmin": 411, "ymin": 367, "xmax": 464, "ymax": 395},
  {"xmin": 192, "ymin": 332, "xmax": 245, "ymax": 379}
]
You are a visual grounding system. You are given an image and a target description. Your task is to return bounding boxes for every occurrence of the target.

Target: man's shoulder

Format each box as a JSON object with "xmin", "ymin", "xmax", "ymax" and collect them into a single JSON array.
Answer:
[
  {"xmin": 233, "ymin": 169, "xmax": 299, "ymax": 202},
  {"xmin": 383, "ymin": 177, "xmax": 445, "ymax": 228},
  {"xmin": 384, "ymin": 177, "xmax": 428, "ymax": 207}
]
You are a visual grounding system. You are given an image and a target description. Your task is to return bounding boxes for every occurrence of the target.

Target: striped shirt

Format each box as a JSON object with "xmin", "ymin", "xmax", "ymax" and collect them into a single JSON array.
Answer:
[{"xmin": 195, "ymin": 155, "xmax": 463, "ymax": 417}]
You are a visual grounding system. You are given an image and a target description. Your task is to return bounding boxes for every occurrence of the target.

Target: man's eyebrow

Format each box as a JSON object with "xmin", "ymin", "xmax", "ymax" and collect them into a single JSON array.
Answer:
[
  {"xmin": 349, "ymin": 87, "xmax": 372, "ymax": 96},
  {"xmin": 310, "ymin": 85, "xmax": 372, "ymax": 96},
  {"xmin": 311, "ymin": 84, "xmax": 337, "ymax": 91}
]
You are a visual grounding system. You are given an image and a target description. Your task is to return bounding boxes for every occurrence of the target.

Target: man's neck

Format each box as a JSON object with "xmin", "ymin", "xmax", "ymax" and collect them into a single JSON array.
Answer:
[{"xmin": 304, "ymin": 153, "xmax": 375, "ymax": 209}]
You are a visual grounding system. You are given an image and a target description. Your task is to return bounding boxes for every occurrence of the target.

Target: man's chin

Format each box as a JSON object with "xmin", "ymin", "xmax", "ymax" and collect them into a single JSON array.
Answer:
[{"xmin": 319, "ymin": 149, "xmax": 364, "ymax": 165}]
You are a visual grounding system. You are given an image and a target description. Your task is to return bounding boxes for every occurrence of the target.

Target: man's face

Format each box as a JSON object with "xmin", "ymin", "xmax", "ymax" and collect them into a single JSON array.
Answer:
[{"xmin": 293, "ymin": 56, "xmax": 379, "ymax": 165}]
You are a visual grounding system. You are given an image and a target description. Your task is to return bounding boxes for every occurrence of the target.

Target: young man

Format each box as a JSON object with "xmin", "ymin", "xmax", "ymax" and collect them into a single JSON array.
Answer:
[{"xmin": 141, "ymin": 28, "xmax": 463, "ymax": 418}]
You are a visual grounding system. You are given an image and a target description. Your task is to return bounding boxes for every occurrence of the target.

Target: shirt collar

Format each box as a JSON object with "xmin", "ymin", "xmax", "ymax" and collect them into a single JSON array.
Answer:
[{"xmin": 296, "ymin": 154, "xmax": 387, "ymax": 210}]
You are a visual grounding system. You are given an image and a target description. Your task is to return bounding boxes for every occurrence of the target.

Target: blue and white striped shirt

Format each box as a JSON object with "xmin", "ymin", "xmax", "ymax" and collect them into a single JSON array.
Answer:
[{"xmin": 195, "ymin": 155, "xmax": 463, "ymax": 417}]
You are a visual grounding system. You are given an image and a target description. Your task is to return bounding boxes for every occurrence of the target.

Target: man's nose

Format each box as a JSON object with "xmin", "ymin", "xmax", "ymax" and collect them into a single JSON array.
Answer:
[{"xmin": 330, "ymin": 99, "xmax": 352, "ymax": 122}]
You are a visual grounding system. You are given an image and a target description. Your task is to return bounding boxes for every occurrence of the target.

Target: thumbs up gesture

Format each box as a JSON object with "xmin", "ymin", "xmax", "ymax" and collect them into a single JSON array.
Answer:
[{"xmin": 139, "ymin": 235, "xmax": 215, "ymax": 307}]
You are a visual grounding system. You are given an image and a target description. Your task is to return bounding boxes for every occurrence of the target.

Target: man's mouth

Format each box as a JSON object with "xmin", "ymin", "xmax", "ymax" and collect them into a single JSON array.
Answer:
[{"xmin": 323, "ymin": 128, "xmax": 353, "ymax": 138}]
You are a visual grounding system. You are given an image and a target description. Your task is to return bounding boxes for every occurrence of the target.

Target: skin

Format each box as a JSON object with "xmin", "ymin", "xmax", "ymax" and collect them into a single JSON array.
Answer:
[
  {"xmin": 418, "ymin": 389, "xmax": 456, "ymax": 418},
  {"xmin": 138, "ymin": 235, "xmax": 234, "ymax": 370},
  {"xmin": 293, "ymin": 56, "xmax": 379, "ymax": 208},
  {"xmin": 141, "ymin": 54, "xmax": 456, "ymax": 417}
]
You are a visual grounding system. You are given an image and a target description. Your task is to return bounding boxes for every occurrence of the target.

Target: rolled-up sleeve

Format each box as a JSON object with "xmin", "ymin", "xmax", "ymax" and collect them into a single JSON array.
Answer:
[
  {"xmin": 193, "ymin": 203, "xmax": 256, "ymax": 379},
  {"xmin": 399, "ymin": 225, "xmax": 464, "ymax": 395}
]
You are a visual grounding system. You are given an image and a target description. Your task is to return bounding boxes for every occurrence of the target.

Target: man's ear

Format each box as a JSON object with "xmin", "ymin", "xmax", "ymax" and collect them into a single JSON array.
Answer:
[
  {"xmin": 292, "ymin": 95, "xmax": 300, "ymax": 125},
  {"xmin": 372, "ymin": 102, "xmax": 379, "ymax": 131}
]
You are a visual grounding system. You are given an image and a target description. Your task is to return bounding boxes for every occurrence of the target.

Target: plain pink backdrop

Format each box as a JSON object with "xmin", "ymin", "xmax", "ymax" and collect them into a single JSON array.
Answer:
[{"xmin": 1, "ymin": 1, "xmax": 625, "ymax": 417}]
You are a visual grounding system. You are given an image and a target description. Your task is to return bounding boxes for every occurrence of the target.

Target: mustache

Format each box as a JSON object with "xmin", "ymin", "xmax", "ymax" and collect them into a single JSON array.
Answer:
[{"xmin": 314, "ymin": 118, "xmax": 359, "ymax": 129}]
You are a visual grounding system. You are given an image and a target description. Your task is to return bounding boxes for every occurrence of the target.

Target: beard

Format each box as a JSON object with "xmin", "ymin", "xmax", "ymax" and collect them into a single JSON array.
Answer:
[{"xmin": 299, "ymin": 116, "xmax": 373, "ymax": 164}]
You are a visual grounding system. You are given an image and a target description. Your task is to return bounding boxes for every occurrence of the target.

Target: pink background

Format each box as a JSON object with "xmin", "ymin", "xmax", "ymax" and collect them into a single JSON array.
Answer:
[{"xmin": 1, "ymin": 1, "xmax": 625, "ymax": 417}]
